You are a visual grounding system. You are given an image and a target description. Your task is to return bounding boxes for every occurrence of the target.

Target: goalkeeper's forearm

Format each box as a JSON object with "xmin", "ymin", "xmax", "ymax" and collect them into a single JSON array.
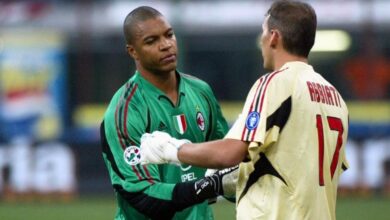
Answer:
[
  {"xmin": 171, "ymin": 175, "xmax": 222, "ymax": 210},
  {"xmin": 117, "ymin": 176, "xmax": 222, "ymax": 219},
  {"xmin": 173, "ymin": 165, "xmax": 239, "ymax": 209}
]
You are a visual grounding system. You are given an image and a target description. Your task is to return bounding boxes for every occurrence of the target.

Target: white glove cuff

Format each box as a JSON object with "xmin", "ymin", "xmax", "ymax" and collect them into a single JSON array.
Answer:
[
  {"xmin": 167, "ymin": 138, "xmax": 191, "ymax": 165},
  {"xmin": 170, "ymin": 138, "xmax": 191, "ymax": 150}
]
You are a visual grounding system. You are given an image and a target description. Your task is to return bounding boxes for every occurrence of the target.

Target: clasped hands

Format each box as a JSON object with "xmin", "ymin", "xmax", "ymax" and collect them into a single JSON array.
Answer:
[
  {"xmin": 139, "ymin": 131, "xmax": 190, "ymax": 165},
  {"xmin": 139, "ymin": 131, "xmax": 239, "ymax": 198}
]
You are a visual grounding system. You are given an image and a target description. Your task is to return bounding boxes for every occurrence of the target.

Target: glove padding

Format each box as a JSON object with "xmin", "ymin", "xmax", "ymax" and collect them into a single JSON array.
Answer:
[
  {"xmin": 140, "ymin": 131, "xmax": 190, "ymax": 165},
  {"xmin": 205, "ymin": 165, "xmax": 239, "ymax": 197}
]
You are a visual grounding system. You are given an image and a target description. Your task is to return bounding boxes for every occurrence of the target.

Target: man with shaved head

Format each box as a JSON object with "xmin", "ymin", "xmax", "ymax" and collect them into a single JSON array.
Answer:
[{"xmin": 100, "ymin": 6, "xmax": 235, "ymax": 220}]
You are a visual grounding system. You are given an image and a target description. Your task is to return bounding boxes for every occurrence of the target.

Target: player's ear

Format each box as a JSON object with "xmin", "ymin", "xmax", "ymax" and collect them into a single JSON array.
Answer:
[
  {"xmin": 269, "ymin": 29, "xmax": 280, "ymax": 49},
  {"xmin": 126, "ymin": 44, "xmax": 139, "ymax": 60}
]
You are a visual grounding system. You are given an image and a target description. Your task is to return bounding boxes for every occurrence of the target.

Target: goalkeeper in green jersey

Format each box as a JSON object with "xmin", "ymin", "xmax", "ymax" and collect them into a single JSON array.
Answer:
[{"xmin": 100, "ymin": 6, "xmax": 236, "ymax": 220}]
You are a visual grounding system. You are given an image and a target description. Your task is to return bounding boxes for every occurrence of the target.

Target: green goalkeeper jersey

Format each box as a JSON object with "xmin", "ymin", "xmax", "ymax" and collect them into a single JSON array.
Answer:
[{"xmin": 101, "ymin": 71, "xmax": 228, "ymax": 220}]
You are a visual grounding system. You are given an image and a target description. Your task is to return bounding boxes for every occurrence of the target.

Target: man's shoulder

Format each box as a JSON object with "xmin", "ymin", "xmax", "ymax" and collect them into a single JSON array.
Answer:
[
  {"xmin": 180, "ymin": 73, "xmax": 212, "ymax": 91},
  {"xmin": 180, "ymin": 73, "xmax": 206, "ymax": 83},
  {"xmin": 257, "ymin": 67, "xmax": 290, "ymax": 88},
  {"xmin": 105, "ymin": 81, "xmax": 145, "ymax": 116}
]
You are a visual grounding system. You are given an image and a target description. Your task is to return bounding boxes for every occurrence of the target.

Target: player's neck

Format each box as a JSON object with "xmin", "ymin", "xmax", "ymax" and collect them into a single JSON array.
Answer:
[
  {"xmin": 273, "ymin": 52, "xmax": 308, "ymax": 70},
  {"xmin": 138, "ymin": 67, "xmax": 179, "ymax": 104}
]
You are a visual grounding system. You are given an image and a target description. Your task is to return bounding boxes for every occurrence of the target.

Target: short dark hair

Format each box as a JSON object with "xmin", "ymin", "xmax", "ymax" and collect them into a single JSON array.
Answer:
[
  {"xmin": 266, "ymin": 0, "xmax": 317, "ymax": 57},
  {"xmin": 123, "ymin": 6, "xmax": 163, "ymax": 44}
]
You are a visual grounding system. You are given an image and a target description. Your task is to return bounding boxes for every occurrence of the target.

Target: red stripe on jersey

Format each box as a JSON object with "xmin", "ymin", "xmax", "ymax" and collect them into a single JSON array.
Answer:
[
  {"xmin": 258, "ymin": 68, "xmax": 287, "ymax": 112},
  {"xmin": 241, "ymin": 77, "xmax": 264, "ymax": 140},
  {"xmin": 250, "ymin": 68, "xmax": 287, "ymax": 141},
  {"xmin": 142, "ymin": 165, "xmax": 155, "ymax": 184},
  {"xmin": 115, "ymin": 102, "xmax": 127, "ymax": 150},
  {"xmin": 114, "ymin": 84, "xmax": 143, "ymax": 182},
  {"xmin": 131, "ymin": 165, "xmax": 143, "ymax": 180},
  {"xmin": 123, "ymin": 84, "xmax": 138, "ymax": 139},
  {"xmin": 180, "ymin": 114, "xmax": 187, "ymax": 132},
  {"xmin": 316, "ymin": 115, "xmax": 325, "ymax": 186}
]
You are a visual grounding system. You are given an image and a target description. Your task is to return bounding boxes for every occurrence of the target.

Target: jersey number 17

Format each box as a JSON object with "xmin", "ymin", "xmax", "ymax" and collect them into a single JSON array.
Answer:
[{"xmin": 316, "ymin": 115, "xmax": 344, "ymax": 186}]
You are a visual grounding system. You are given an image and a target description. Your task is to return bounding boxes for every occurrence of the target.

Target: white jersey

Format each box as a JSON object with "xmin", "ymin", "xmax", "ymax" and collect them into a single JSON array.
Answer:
[{"xmin": 226, "ymin": 61, "xmax": 349, "ymax": 220}]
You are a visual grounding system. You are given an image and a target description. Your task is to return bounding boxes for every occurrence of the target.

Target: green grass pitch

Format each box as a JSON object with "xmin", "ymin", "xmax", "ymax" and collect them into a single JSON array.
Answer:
[{"xmin": 1, "ymin": 196, "xmax": 390, "ymax": 220}]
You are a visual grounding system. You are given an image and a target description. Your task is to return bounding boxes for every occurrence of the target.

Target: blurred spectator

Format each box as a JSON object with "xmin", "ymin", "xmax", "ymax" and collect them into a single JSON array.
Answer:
[{"xmin": 341, "ymin": 32, "xmax": 390, "ymax": 100}]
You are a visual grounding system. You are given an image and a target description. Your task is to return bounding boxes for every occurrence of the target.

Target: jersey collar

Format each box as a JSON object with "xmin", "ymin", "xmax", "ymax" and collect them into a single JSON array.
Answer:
[
  {"xmin": 134, "ymin": 70, "xmax": 186, "ymax": 104},
  {"xmin": 280, "ymin": 61, "xmax": 313, "ymax": 71}
]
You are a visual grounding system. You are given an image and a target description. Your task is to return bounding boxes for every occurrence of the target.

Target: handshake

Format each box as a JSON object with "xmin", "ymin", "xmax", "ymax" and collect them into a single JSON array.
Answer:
[
  {"xmin": 139, "ymin": 131, "xmax": 190, "ymax": 165},
  {"xmin": 139, "ymin": 131, "xmax": 238, "ymax": 198}
]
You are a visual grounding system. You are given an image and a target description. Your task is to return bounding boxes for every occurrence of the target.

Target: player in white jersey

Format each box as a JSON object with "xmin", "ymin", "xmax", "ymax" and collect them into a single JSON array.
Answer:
[{"xmin": 139, "ymin": 1, "xmax": 349, "ymax": 219}]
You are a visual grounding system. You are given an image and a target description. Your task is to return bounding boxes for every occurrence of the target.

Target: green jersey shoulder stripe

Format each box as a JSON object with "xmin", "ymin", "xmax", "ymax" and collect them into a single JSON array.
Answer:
[
  {"xmin": 113, "ymin": 82, "xmax": 155, "ymax": 184},
  {"xmin": 121, "ymin": 82, "xmax": 156, "ymax": 183},
  {"xmin": 116, "ymin": 82, "xmax": 137, "ymax": 147},
  {"xmin": 114, "ymin": 82, "xmax": 133, "ymax": 149},
  {"xmin": 122, "ymin": 82, "xmax": 138, "ymax": 143}
]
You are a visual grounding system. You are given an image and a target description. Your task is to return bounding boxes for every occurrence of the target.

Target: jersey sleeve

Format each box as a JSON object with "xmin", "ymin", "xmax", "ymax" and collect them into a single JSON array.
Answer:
[
  {"xmin": 226, "ymin": 71, "xmax": 292, "ymax": 153},
  {"xmin": 105, "ymin": 100, "xmax": 161, "ymax": 186},
  {"xmin": 225, "ymin": 78, "xmax": 261, "ymax": 141},
  {"xmin": 101, "ymin": 97, "xmax": 179, "ymax": 216}
]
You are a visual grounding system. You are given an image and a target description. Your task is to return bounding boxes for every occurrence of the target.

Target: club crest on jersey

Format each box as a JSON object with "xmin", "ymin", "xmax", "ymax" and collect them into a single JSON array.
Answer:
[
  {"xmin": 173, "ymin": 114, "xmax": 187, "ymax": 134},
  {"xmin": 123, "ymin": 146, "xmax": 141, "ymax": 165},
  {"xmin": 245, "ymin": 111, "xmax": 260, "ymax": 130},
  {"xmin": 196, "ymin": 111, "xmax": 205, "ymax": 131}
]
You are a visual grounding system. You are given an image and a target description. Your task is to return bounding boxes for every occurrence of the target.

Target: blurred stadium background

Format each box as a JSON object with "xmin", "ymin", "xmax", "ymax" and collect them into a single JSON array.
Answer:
[{"xmin": 0, "ymin": 0, "xmax": 389, "ymax": 219}]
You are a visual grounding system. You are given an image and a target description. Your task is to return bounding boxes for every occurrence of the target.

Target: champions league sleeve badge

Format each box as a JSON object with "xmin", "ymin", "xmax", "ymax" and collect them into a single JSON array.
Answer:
[
  {"xmin": 245, "ymin": 111, "xmax": 260, "ymax": 130},
  {"xmin": 124, "ymin": 146, "xmax": 141, "ymax": 165}
]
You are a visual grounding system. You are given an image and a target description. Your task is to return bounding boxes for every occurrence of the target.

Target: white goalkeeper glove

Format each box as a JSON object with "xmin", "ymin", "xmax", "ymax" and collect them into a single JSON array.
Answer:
[{"xmin": 140, "ymin": 131, "xmax": 190, "ymax": 165}]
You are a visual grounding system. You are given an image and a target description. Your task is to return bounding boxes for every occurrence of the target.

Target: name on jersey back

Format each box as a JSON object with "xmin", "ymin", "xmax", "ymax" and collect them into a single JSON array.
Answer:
[{"xmin": 306, "ymin": 81, "xmax": 341, "ymax": 107}]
